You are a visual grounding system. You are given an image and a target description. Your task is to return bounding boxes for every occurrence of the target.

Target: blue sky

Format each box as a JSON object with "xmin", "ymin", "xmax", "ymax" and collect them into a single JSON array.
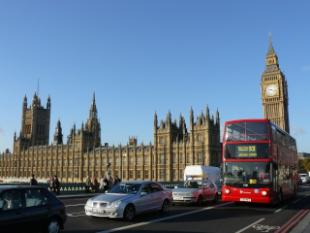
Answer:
[{"xmin": 0, "ymin": 1, "xmax": 309, "ymax": 153}]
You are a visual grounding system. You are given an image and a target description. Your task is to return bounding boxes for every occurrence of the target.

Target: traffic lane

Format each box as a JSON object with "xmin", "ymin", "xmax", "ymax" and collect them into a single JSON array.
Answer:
[
  {"xmin": 64, "ymin": 200, "xmax": 221, "ymax": 233},
  {"xmin": 62, "ymin": 186, "xmax": 310, "ymax": 233},
  {"xmin": 61, "ymin": 197, "xmax": 90, "ymax": 206},
  {"xmin": 109, "ymin": 203, "xmax": 276, "ymax": 233},
  {"xmin": 241, "ymin": 192, "xmax": 310, "ymax": 233},
  {"xmin": 110, "ymin": 195, "xmax": 310, "ymax": 233}
]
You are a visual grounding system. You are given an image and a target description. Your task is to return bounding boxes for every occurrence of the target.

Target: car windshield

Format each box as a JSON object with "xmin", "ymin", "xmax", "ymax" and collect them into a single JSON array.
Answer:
[
  {"xmin": 108, "ymin": 183, "xmax": 141, "ymax": 194},
  {"xmin": 184, "ymin": 181, "xmax": 200, "ymax": 188},
  {"xmin": 225, "ymin": 122, "xmax": 269, "ymax": 141},
  {"xmin": 223, "ymin": 162, "xmax": 271, "ymax": 188}
]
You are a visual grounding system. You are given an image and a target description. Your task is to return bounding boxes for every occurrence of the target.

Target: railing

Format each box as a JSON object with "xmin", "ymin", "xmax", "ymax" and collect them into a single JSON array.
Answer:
[{"xmin": 0, "ymin": 181, "xmax": 182, "ymax": 194}]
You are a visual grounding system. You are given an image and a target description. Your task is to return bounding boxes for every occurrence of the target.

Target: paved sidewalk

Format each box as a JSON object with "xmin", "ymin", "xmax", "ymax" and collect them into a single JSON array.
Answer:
[{"xmin": 290, "ymin": 211, "xmax": 310, "ymax": 233}]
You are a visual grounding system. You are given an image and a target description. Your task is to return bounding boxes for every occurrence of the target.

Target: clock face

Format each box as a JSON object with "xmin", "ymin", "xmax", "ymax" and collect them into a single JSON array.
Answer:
[{"xmin": 265, "ymin": 84, "xmax": 278, "ymax": 97}]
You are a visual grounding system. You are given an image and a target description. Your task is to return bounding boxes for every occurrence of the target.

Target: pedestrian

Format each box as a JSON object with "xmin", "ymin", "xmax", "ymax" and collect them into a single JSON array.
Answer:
[
  {"xmin": 30, "ymin": 174, "xmax": 38, "ymax": 186},
  {"xmin": 91, "ymin": 176, "xmax": 99, "ymax": 193},
  {"xmin": 48, "ymin": 177, "xmax": 54, "ymax": 191},
  {"xmin": 53, "ymin": 175, "xmax": 60, "ymax": 195},
  {"xmin": 114, "ymin": 175, "xmax": 121, "ymax": 185},
  {"xmin": 103, "ymin": 177, "xmax": 109, "ymax": 192},
  {"xmin": 99, "ymin": 176, "xmax": 106, "ymax": 192},
  {"xmin": 85, "ymin": 176, "xmax": 91, "ymax": 193}
]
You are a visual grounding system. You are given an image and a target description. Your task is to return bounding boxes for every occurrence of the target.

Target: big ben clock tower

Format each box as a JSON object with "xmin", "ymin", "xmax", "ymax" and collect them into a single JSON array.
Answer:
[{"xmin": 261, "ymin": 37, "xmax": 290, "ymax": 133}]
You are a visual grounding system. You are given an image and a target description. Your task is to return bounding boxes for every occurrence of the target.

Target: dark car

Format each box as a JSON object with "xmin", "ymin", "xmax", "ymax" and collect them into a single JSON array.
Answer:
[{"xmin": 0, "ymin": 185, "xmax": 66, "ymax": 233}]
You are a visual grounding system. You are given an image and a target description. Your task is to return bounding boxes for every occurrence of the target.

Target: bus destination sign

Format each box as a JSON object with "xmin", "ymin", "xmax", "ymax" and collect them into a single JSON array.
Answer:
[{"xmin": 237, "ymin": 145, "xmax": 257, "ymax": 157}]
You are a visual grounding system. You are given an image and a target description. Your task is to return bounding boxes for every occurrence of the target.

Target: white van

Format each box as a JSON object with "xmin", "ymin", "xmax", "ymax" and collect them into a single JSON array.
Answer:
[{"xmin": 172, "ymin": 165, "xmax": 221, "ymax": 205}]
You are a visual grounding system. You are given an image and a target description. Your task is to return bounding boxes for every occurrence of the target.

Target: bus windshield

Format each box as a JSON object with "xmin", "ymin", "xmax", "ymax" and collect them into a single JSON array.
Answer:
[
  {"xmin": 225, "ymin": 122, "xmax": 269, "ymax": 141},
  {"xmin": 223, "ymin": 162, "xmax": 271, "ymax": 188}
]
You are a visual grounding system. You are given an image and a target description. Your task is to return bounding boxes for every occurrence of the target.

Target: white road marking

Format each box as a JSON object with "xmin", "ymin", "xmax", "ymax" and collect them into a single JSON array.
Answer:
[
  {"xmin": 292, "ymin": 198, "xmax": 302, "ymax": 204},
  {"xmin": 274, "ymin": 208, "xmax": 282, "ymax": 213},
  {"xmin": 96, "ymin": 202, "xmax": 233, "ymax": 233},
  {"xmin": 274, "ymin": 204, "xmax": 288, "ymax": 214},
  {"xmin": 67, "ymin": 211, "xmax": 86, "ymax": 217},
  {"xmin": 235, "ymin": 218, "xmax": 265, "ymax": 233},
  {"xmin": 66, "ymin": 203, "xmax": 85, "ymax": 207},
  {"xmin": 252, "ymin": 224, "xmax": 280, "ymax": 232}
]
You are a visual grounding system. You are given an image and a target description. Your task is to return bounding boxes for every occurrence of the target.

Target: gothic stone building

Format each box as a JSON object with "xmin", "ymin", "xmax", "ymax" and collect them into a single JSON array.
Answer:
[{"xmin": 0, "ymin": 94, "xmax": 221, "ymax": 183}]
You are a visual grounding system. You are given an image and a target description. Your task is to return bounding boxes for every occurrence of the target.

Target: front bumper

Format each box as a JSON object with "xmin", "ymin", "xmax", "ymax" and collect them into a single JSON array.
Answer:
[
  {"xmin": 172, "ymin": 196, "xmax": 197, "ymax": 203},
  {"xmin": 84, "ymin": 205, "xmax": 123, "ymax": 218}
]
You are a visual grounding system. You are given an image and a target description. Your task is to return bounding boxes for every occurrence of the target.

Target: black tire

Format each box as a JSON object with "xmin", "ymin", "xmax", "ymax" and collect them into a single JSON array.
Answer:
[
  {"xmin": 161, "ymin": 199, "xmax": 169, "ymax": 213},
  {"xmin": 213, "ymin": 193, "xmax": 219, "ymax": 203},
  {"xmin": 46, "ymin": 218, "xmax": 61, "ymax": 233},
  {"xmin": 277, "ymin": 190, "xmax": 283, "ymax": 204},
  {"xmin": 197, "ymin": 196, "xmax": 203, "ymax": 206},
  {"xmin": 123, "ymin": 205, "xmax": 135, "ymax": 221}
]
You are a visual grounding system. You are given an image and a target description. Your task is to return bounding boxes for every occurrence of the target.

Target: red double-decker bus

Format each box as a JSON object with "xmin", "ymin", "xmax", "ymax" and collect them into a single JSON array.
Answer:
[{"xmin": 221, "ymin": 119, "xmax": 298, "ymax": 204}]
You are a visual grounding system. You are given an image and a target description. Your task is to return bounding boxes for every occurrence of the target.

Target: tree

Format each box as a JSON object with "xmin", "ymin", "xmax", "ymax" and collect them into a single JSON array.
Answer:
[{"xmin": 299, "ymin": 158, "xmax": 310, "ymax": 173}]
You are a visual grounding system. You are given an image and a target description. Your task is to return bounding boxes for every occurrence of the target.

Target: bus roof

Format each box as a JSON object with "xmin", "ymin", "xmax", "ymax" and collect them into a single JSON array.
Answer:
[
  {"xmin": 224, "ymin": 118, "xmax": 295, "ymax": 141},
  {"xmin": 224, "ymin": 118, "xmax": 270, "ymax": 125}
]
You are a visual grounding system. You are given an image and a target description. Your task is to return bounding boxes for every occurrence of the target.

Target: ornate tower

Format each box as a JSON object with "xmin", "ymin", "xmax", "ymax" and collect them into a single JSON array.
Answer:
[
  {"xmin": 53, "ymin": 119, "xmax": 63, "ymax": 145},
  {"xmin": 84, "ymin": 93, "xmax": 101, "ymax": 148},
  {"xmin": 261, "ymin": 37, "xmax": 290, "ymax": 133},
  {"xmin": 15, "ymin": 93, "xmax": 51, "ymax": 150}
]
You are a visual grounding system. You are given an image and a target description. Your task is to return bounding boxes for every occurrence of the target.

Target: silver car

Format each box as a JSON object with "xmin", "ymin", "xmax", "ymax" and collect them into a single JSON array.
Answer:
[{"xmin": 84, "ymin": 181, "xmax": 172, "ymax": 220}]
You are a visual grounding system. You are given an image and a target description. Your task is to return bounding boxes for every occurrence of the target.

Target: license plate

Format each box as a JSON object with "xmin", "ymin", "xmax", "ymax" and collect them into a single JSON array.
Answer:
[
  {"xmin": 240, "ymin": 198, "xmax": 251, "ymax": 202},
  {"xmin": 173, "ymin": 196, "xmax": 183, "ymax": 201},
  {"xmin": 93, "ymin": 208, "xmax": 105, "ymax": 214}
]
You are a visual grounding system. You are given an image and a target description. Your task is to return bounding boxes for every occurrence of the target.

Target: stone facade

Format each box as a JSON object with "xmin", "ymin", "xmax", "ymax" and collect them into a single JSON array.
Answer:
[
  {"xmin": 0, "ymin": 94, "xmax": 221, "ymax": 182},
  {"xmin": 261, "ymin": 38, "xmax": 290, "ymax": 133}
]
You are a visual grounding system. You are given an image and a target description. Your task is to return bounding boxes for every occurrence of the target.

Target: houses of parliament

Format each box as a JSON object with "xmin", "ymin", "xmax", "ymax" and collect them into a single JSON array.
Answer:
[
  {"xmin": 0, "ymin": 39, "xmax": 290, "ymax": 183},
  {"xmin": 0, "ymin": 92, "xmax": 221, "ymax": 182}
]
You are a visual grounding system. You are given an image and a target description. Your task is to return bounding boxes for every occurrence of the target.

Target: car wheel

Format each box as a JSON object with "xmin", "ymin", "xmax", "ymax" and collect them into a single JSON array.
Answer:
[
  {"xmin": 124, "ymin": 205, "xmax": 135, "ymax": 221},
  {"xmin": 197, "ymin": 196, "xmax": 203, "ymax": 206},
  {"xmin": 213, "ymin": 193, "xmax": 219, "ymax": 203},
  {"xmin": 47, "ymin": 219, "xmax": 61, "ymax": 233},
  {"xmin": 161, "ymin": 199, "xmax": 169, "ymax": 213}
]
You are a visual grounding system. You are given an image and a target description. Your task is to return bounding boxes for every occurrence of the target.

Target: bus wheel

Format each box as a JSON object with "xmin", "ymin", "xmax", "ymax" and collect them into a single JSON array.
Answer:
[{"xmin": 277, "ymin": 190, "xmax": 283, "ymax": 204}]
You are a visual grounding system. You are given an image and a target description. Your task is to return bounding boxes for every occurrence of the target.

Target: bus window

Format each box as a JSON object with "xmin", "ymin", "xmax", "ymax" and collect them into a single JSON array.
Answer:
[{"xmin": 225, "ymin": 122, "xmax": 269, "ymax": 141}]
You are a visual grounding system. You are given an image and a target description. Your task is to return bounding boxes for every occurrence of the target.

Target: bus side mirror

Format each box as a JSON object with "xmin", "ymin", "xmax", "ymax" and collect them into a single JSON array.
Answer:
[{"xmin": 272, "ymin": 162, "xmax": 278, "ymax": 170}]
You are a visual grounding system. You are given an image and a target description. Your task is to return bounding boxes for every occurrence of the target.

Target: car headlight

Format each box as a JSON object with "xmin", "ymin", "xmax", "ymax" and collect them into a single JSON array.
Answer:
[
  {"xmin": 108, "ymin": 200, "xmax": 122, "ymax": 208},
  {"xmin": 86, "ymin": 199, "xmax": 93, "ymax": 206}
]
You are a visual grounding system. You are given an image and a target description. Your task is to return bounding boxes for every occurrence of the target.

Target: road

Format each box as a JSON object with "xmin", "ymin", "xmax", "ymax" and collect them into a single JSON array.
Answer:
[{"xmin": 62, "ymin": 185, "xmax": 310, "ymax": 233}]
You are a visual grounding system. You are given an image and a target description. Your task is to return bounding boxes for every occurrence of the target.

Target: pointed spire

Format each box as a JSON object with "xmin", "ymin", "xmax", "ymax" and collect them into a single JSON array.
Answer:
[
  {"xmin": 32, "ymin": 92, "xmax": 40, "ymax": 107},
  {"xmin": 89, "ymin": 92, "xmax": 97, "ymax": 118},
  {"xmin": 206, "ymin": 105, "xmax": 210, "ymax": 120},
  {"xmin": 179, "ymin": 114, "xmax": 183, "ymax": 128},
  {"xmin": 190, "ymin": 107, "xmax": 194, "ymax": 128},
  {"xmin": 154, "ymin": 112, "xmax": 158, "ymax": 130},
  {"xmin": 166, "ymin": 111, "xmax": 171, "ymax": 126},
  {"xmin": 23, "ymin": 95, "xmax": 27, "ymax": 109},
  {"xmin": 216, "ymin": 108, "xmax": 220, "ymax": 124},
  {"xmin": 92, "ymin": 92, "xmax": 96, "ymax": 105},
  {"xmin": 54, "ymin": 119, "xmax": 63, "ymax": 145},
  {"xmin": 47, "ymin": 95, "xmax": 51, "ymax": 109},
  {"xmin": 267, "ymin": 33, "xmax": 275, "ymax": 55}
]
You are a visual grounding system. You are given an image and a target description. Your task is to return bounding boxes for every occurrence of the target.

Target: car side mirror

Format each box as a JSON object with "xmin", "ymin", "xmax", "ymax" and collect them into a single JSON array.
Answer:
[{"xmin": 140, "ymin": 191, "xmax": 147, "ymax": 197}]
